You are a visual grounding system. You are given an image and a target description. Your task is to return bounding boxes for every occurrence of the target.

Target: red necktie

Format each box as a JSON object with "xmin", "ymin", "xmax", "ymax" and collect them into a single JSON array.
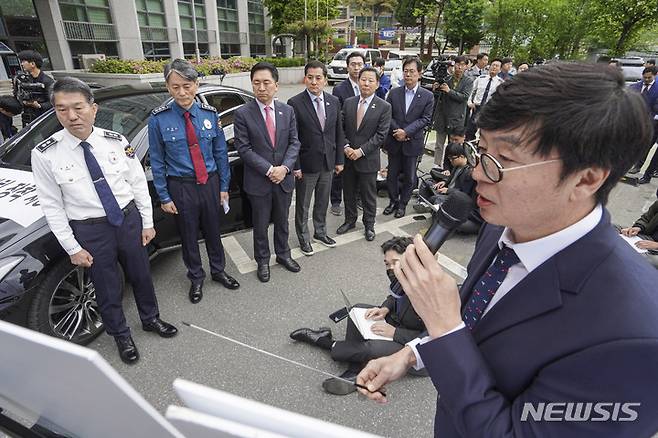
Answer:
[
  {"xmin": 184, "ymin": 111, "xmax": 208, "ymax": 184},
  {"xmin": 265, "ymin": 106, "xmax": 276, "ymax": 148}
]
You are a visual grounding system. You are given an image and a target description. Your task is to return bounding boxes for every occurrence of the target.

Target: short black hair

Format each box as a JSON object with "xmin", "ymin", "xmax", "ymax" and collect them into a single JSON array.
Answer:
[
  {"xmin": 0, "ymin": 96, "xmax": 22, "ymax": 115},
  {"xmin": 501, "ymin": 57, "xmax": 513, "ymax": 65},
  {"xmin": 373, "ymin": 57, "xmax": 385, "ymax": 67},
  {"xmin": 381, "ymin": 236, "xmax": 413, "ymax": 254},
  {"xmin": 402, "ymin": 56, "xmax": 422, "ymax": 72},
  {"xmin": 517, "ymin": 62, "xmax": 529, "ymax": 68},
  {"xmin": 478, "ymin": 62, "xmax": 653, "ymax": 205},
  {"xmin": 455, "ymin": 56, "xmax": 467, "ymax": 64},
  {"xmin": 476, "ymin": 53, "xmax": 489, "ymax": 61},
  {"xmin": 346, "ymin": 51, "xmax": 365, "ymax": 67},
  {"xmin": 250, "ymin": 62, "xmax": 279, "ymax": 82},
  {"xmin": 17, "ymin": 50, "xmax": 43, "ymax": 69},
  {"xmin": 446, "ymin": 142, "xmax": 466, "ymax": 158},
  {"xmin": 449, "ymin": 125, "xmax": 466, "ymax": 137},
  {"xmin": 646, "ymin": 59, "xmax": 656, "ymax": 66},
  {"xmin": 50, "ymin": 77, "xmax": 94, "ymax": 106},
  {"xmin": 642, "ymin": 66, "xmax": 656, "ymax": 75},
  {"xmin": 164, "ymin": 59, "xmax": 198, "ymax": 82},
  {"xmin": 490, "ymin": 58, "xmax": 503, "ymax": 65},
  {"xmin": 358, "ymin": 66, "xmax": 380, "ymax": 81},
  {"xmin": 304, "ymin": 60, "xmax": 327, "ymax": 76}
]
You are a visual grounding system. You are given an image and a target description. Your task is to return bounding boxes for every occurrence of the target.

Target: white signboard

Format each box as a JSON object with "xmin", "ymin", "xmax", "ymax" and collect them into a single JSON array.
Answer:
[{"xmin": 0, "ymin": 168, "xmax": 44, "ymax": 228}]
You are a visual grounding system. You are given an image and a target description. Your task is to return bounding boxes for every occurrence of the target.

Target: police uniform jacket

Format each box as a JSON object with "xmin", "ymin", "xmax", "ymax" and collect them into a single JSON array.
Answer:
[
  {"xmin": 31, "ymin": 127, "xmax": 153, "ymax": 255},
  {"xmin": 148, "ymin": 101, "xmax": 231, "ymax": 203}
]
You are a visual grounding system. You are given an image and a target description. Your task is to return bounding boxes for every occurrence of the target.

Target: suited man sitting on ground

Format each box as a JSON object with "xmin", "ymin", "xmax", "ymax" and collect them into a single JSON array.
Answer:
[
  {"xmin": 619, "ymin": 192, "xmax": 658, "ymax": 268},
  {"xmin": 289, "ymin": 236, "xmax": 426, "ymax": 395}
]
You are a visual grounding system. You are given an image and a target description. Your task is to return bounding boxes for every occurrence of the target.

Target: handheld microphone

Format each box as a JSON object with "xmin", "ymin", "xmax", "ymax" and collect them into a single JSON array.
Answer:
[{"xmin": 390, "ymin": 191, "xmax": 473, "ymax": 297}]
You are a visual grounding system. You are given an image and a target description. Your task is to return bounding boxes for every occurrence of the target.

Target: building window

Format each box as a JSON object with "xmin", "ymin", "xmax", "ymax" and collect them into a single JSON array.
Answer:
[
  {"xmin": 59, "ymin": 0, "xmax": 113, "ymax": 24},
  {"xmin": 68, "ymin": 40, "xmax": 118, "ymax": 69},
  {"xmin": 142, "ymin": 42, "xmax": 170, "ymax": 60},
  {"xmin": 217, "ymin": 0, "xmax": 238, "ymax": 33},
  {"xmin": 247, "ymin": 0, "xmax": 265, "ymax": 34},
  {"xmin": 136, "ymin": 0, "xmax": 166, "ymax": 29},
  {"xmin": 178, "ymin": 0, "xmax": 207, "ymax": 31},
  {"xmin": 183, "ymin": 42, "xmax": 209, "ymax": 57},
  {"xmin": 220, "ymin": 43, "xmax": 240, "ymax": 58},
  {"xmin": 250, "ymin": 44, "xmax": 266, "ymax": 57}
]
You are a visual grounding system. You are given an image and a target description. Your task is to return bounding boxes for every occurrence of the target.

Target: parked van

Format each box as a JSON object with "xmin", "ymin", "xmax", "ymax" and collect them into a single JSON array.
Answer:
[{"xmin": 327, "ymin": 47, "xmax": 382, "ymax": 84}]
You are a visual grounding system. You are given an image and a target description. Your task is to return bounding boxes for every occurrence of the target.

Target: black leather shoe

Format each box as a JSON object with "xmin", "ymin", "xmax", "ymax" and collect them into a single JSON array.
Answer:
[
  {"xmin": 257, "ymin": 264, "xmax": 270, "ymax": 282},
  {"xmin": 365, "ymin": 228, "xmax": 375, "ymax": 241},
  {"xmin": 628, "ymin": 165, "xmax": 641, "ymax": 174},
  {"xmin": 189, "ymin": 282, "xmax": 203, "ymax": 303},
  {"xmin": 212, "ymin": 271, "xmax": 240, "ymax": 290},
  {"xmin": 394, "ymin": 206, "xmax": 406, "ymax": 218},
  {"xmin": 322, "ymin": 369, "xmax": 360, "ymax": 395},
  {"xmin": 299, "ymin": 240, "xmax": 314, "ymax": 256},
  {"xmin": 383, "ymin": 203, "xmax": 396, "ymax": 215},
  {"xmin": 313, "ymin": 234, "xmax": 337, "ymax": 247},
  {"xmin": 639, "ymin": 176, "xmax": 652, "ymax": 184},
  {"xmin": 336, "ymin": 222, "xmax": 356, "ymax": 234},
  {"xmin": 276, "ymin": 256, "xmax": 301, "ymax": 272},
  {"xmin": 289, "ymin": 327, "xmax": 332, "ymax": 345},
  {"xmin": 115, "ymin": 336, "xmax": 139, "ymax": 364},
  {"xmin": 142, "ymin": 317, "xmax": 178, "ymax": 338}
]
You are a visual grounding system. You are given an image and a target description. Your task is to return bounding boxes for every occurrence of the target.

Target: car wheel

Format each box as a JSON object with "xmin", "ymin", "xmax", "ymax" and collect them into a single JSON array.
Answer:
[{"xmin": 27, "ymin": 259, "xmax": 124, "ymax": 345}]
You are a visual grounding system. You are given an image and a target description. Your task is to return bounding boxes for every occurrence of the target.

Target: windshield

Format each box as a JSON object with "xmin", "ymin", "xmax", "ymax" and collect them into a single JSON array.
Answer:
[
  {"xmin": 333, "ymin": 50, "xmax": 350, "ymax": 61},
  {"xmin": 1, "ymin": 91, "xmax": 170, "ymax": 167}
]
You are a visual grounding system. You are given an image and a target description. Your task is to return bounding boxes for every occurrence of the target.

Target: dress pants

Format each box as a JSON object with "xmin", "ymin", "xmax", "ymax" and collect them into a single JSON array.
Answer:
[
  {"xmin": 331, "ymin": 304, "xmax": 405, "ymax": 364},
  {"xmin": 295, "ymin": 170, "xmax": 333, "ymax": 243},
  {"xmin": 387, "ymin": 152, "xmax": 419, "ymax": 208},
  {"xmin": 70, "ymin": 203, "xmax": 159, "ymax": 338},
  {"xmin": 168, "ymin": 173, "xmax": 226, "ymax": 285},
  {"xmin": 434, "ymin": 130, "xmax": 448, "ymax": 167},
  {"xmin": 343, "ymin": 164, "xmax": 377, "ymax": 228},
  {"xmin": 330, "ymin": 172, "xmax": 343, "ymax": 207},
  {"xmin": 248, "ymin": 186, "xmax": 293, "ymax": 264}
]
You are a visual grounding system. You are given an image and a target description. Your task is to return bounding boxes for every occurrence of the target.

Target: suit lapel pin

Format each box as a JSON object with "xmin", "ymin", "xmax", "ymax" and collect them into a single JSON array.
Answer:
[{"xmin": 278, "ymin": 111, "xmax": 283, "ymax": 115}]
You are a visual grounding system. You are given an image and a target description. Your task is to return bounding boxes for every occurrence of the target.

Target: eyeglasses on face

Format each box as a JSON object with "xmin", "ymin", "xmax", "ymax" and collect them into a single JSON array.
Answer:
[{"xmin": 467, "ymin": 142, "xmax": 560, "ymax": 183}]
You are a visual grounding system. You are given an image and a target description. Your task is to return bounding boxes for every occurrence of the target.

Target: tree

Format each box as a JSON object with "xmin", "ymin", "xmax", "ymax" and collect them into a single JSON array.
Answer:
[
  {"xmin": 351, "ymin": 0, "xmax": 395, "ymax": 46},
  {"xmin": 442, "ymin": 0, "xmax": 487, "ymax": 54},
  {"xmin": 587, "ymin": 0, "xmax": 658, "ymax": 56}
]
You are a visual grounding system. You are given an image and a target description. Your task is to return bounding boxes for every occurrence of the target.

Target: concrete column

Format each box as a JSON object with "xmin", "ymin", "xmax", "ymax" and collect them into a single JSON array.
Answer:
[
  {"xmin": 236, "ymin": 0, "xmax": 250, "ymax": 57},
  {"xmin": 204, "ymin": 0, "xmax": 220, "ymax": 57},
  {"xmin": 163, "ymin": 0, "xmax": 184, "ymax": 59},
  {"xmin": 109, "ymin": 0, "xmax": 144, "ymax": 60},
  {"xmin": 33, "ymin": 0, "xmax": 73, "ymax": 70}
]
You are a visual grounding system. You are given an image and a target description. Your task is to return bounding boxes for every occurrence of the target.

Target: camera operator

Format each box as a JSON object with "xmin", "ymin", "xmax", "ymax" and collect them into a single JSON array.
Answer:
[
  {"xmin": 431, "ymin": 56, "xmax": 473, "ymax": 169},
  {"xmin": 14, "ymin": 50, "xmax": 54, "ymax": 126}
]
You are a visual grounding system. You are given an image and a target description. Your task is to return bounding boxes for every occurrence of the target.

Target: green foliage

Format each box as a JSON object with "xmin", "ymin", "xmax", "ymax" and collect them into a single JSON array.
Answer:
[
  {"xmin": 443, "ymin": 0, "xmax": 486, "ymax": 53},
  {"xmin": 351, "ymin": 0, "xmax": 395, "ymax": 18},
  {"xmin": 88, "ymin": 57, "xmax": 305, "ymax": 75},
  {"xmin": 587, "ymin": 0, "xmax": 658, "ymax": 56},
  {"xmin": 263, "ymin": 0, "xmax": 341, "ymax": 35}
]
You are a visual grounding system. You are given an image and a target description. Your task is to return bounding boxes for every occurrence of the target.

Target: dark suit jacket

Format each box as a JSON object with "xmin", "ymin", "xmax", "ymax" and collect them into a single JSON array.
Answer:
[
  {"xmin": 342, "ymin": 95, "xmax": 392, "ymax": 173},
  {"xmin": 234, "ymin": 100, "xmax": 301, "ymax": 196},
  {"xmin": 384, "ymin": 85, "xmax": 434, "ymax": 157},
  {"xmin": 332, "ymin": 78, "xmax": 359, "ymax": 106},
  {"xmin": 418, "ymin": 210, "xmax": 658, "ymax": 437},
  {"xmin": 287, "ymin": 90, "xmax": 345, "ymax": 173},
  {"xmin": 381, "ymin": 295, "xmax": 425, "ymax": 344},
  {"xmin": 630, "ymin": 81, "xmax": 658, "ymax": 119},
  {"xmin": 433, "ymin": 75, "xmax": 474, "ymax": 132}
]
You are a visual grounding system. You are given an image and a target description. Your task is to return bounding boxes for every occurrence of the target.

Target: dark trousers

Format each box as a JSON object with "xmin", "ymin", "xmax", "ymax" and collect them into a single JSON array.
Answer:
[
  {"xmin": 465, "ymin": 107, "xmax": 479, "ymax": 141},
  {"xmin": 331, "ymin": 304, "xmax": 404, "ymax": 365},
  {"xmin": 70, "ymin": 204, "xmax": 159, "ymax": 338},
  {"xmin": 168, "ymin": 173, "xmax": 226, "ymax": 284},
  {"xmin": 248, "ymin": 187, "xmax": 292, "ymax": 264},
  {"xmin": 295, "ymin": 170, "xmax": 333, "ymax": 243},
  {"xmin": 343, "ymin": 165, "xmax": 377, "ymax": 228},
  {"xmin": 330, "ymin": 171, "xmax": 343, "ymax": 206},
  {"xmin": 387, "ymin": 152, "xmax": 419, "ymax": 207}
]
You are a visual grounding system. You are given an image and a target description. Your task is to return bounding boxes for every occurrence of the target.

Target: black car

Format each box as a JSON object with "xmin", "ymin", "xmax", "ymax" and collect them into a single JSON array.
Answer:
[{"xmin": 0, "ymin": 82, "xmax": 254, "ymax": 345}]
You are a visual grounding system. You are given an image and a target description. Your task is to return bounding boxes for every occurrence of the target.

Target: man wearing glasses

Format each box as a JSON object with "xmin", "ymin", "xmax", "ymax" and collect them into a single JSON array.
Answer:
[{"xmin": 357, "ymin": 62, "xmax": 658, "ymax": 436}]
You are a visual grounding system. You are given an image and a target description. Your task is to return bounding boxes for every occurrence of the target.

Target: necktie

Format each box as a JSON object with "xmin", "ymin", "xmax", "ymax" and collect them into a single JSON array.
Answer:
[
  {"xmin": 462, "ymin": 246, "xmax": 520, "ymax": 330},
  {"xmin": 480, "ymin": 78, "xmax": 493, "ymax": 106},
  {"xmin": 356, "ymin": 98, "xmax": 366, "ymax": 130},
  {"xmin": 80, "ymin": 141, "xmax": 124, "ymax": 227},
  {"xmin": 183, "ymin": 111, "xmax": 208, "ymax": 184},
  {"xmin": 315, "ymin": 96, "xmax": 325, "ymax": 130},
  {"xmin": 642, "ymin": 85, "xmax": 649, "ymax": 96},
  {"xmin": 264, "ymin": 106, "xmax": 276, "ymax": 148},
  {"xmin": 354, "ymin": 85, "xmax": 360, "ymax": 97}
]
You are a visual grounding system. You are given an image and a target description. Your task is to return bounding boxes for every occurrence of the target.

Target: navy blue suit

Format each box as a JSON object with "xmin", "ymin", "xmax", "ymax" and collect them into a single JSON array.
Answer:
[
  {"xmin": 330, "ymin": 79, "xmax": 361, "ymax": 207},
  {"xmin": 234, "ymin": 99, "xmax": 300, "ymax": 263},
  {"xmin": 418, "ymin": 211, "xmax": 658, "ymax": 437},
  {"xmin": 384, "ymin": 85, "xmax": 434, "ymax": 207}
]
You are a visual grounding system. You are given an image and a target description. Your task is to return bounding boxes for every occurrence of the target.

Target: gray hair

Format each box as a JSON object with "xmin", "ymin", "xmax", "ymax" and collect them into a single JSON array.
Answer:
[
  {"xmin": 164, "ymin": 59, "xmax": 199, "ymax": 82},
  {"xmin": 50, "ymin": 77, "xmax": 94, "ymax": 106}
]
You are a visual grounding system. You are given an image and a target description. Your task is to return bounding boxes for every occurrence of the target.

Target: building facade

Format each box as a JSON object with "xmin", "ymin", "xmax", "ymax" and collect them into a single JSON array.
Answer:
[{"xmin": 0, "ymin": 0, "xmax": 271, "ymax": 70}]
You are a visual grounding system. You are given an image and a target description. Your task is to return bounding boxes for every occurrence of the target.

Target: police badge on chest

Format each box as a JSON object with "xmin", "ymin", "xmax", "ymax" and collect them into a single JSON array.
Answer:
[{"xmin": 108, "ymin": 151, "xmax": 119, "ymax": 164}]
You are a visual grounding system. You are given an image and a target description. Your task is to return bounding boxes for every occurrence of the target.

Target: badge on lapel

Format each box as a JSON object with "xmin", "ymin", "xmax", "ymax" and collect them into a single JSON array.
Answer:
[
  {"xmin": 204, "ymin": 119, "xmax": 212, "ymax": 129},
  {"xmin": 108, "ymin": 151, "xmax": 119, "ymax": 164}
]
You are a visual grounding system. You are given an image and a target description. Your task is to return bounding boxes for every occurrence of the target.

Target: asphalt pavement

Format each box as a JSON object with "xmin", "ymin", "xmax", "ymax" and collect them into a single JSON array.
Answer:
[{"xmin": 85, "ymin": 83, "xmax": 658, "ymax": 437}]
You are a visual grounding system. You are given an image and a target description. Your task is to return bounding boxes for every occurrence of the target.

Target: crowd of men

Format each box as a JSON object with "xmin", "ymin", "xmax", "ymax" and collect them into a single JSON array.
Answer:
[{"xmin": 19, "ymin": 47, "xmax": 658, "ymax": 436}]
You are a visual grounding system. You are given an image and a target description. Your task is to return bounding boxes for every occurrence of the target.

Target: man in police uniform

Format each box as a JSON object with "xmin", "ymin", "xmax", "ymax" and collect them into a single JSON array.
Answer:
[
  {"xmin": 148, "ymin": 59, "xmax": 239, "ymax": 303},
  {"xmin": 31, "ymin": 77, "xmax": 178, "ymax": 365}
]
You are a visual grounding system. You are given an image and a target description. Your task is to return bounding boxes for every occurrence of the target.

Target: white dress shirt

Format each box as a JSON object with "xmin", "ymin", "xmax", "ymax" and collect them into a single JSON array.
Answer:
[
  {"xmin": 408, "ymin": 204, "xmax": 604, "ymax": 369},
  {"xmin": 349, "ymin": 78, "xmax": 361, "ymax": 97},
  {"xmin": 306, "ymin": 89, "xmax": 326, "ymax": 123},
  {"xmin": 31, "ymin": 127, "xmax": 154, "ymax": 255},
  {"xmin": 404, "ymin": 83, "xmax": 420, "ymax": 113},
  {"xmin": 256, "ymin": 99, "xmax": 276, "ymax": 128},
  {"xmin": 468, "ymin": 74, "xmax": 504, "ymax": 106}
]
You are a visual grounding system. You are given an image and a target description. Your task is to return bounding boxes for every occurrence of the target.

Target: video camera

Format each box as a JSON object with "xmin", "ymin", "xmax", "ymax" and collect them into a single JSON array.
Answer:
[
  {"xmin": 430, "ymin": 59, "xmax": 453, "ymax": 86},
  {"xmin": 13, "ymin": 73, "xmax": 49, "ymax": 103}
]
